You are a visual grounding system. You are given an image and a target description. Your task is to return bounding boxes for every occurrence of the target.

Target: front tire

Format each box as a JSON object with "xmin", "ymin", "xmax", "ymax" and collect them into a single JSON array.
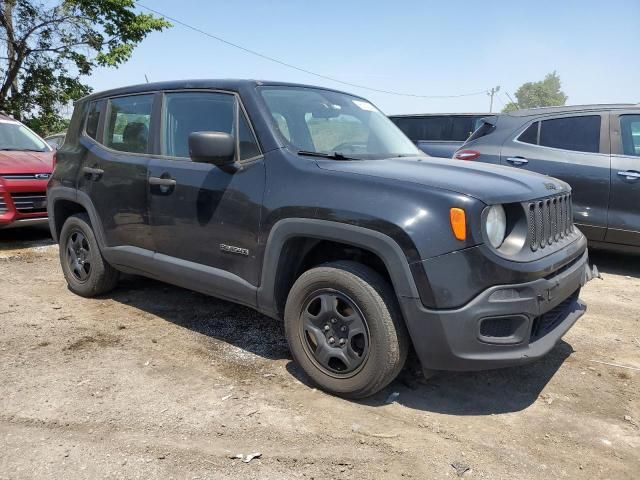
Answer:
[
  {"xmin": 284, "ymin": 261, "xmax": 409, "ymax": 399},
  {"xmin": 59, "ymin": 213, "xmax": 119, "ymax": 297}
]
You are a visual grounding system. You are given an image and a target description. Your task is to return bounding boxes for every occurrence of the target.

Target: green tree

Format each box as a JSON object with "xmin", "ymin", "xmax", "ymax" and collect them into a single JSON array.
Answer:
[
  {"xmin": 0, "ymin": 0, "xmax": 170, "ymax": 135},
  {"xmin": 502, "ymin": 71, "xmax": 568, "ymax": 113}
]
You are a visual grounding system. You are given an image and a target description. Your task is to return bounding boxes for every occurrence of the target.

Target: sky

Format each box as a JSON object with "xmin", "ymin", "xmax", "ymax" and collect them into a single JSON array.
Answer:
[{"xmin": 89, "ymin": 0, "xmax": 640, "ymax": 115}]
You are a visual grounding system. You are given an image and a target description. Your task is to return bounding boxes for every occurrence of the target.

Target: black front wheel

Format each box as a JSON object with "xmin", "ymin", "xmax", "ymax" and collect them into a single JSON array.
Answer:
[
  {"xmin": 285, "ymin": 261, "xmax": 409, "ymax": 399},
  {"xmin": 59, "ymin": 213, "xmax": 119, "ymax": 297}
]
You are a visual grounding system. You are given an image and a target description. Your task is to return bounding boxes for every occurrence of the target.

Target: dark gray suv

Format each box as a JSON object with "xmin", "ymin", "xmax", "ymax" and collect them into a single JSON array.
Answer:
[
  {"xmin": 48, "ymin": 80, "xmax": 596, "ymax": 398},
  {"xmin": 454, "ymin": 105, "xmax": 640, "ymax": 253}
]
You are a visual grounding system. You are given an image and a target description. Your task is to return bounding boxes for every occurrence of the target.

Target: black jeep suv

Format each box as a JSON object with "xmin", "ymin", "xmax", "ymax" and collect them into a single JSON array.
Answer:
[{"xmin": 48, "ymin": 80, "xmax": 595, "ymax": 398}]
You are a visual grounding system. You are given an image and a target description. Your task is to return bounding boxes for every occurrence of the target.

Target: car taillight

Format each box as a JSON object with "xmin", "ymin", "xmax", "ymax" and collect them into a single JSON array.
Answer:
[{"xmin": 454, "ymin": 149, "xmax": 480, "ymax": 161}]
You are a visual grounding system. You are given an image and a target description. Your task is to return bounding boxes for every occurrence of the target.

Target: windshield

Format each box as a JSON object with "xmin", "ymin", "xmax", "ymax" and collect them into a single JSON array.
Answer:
[
  {"xmin": 0, "ymin": 120, "xmax": 49, "ymax": 152},
  {"xmin": 259, "ymin": 86, "xmax": 422, "ymax": 159}
]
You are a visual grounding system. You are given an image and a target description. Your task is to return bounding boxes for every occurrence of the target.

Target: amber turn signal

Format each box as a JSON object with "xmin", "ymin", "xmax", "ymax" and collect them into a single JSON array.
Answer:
[{"xmin": 450, "ymin": 208, "xmax": 466, "ymax": 241}]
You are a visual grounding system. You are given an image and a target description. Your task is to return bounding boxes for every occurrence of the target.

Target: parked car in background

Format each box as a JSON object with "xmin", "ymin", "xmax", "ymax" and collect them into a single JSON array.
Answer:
[
  {"xmin": 0, "ymin": 113, "xmax": 54, "ymax": 229},
  {"xmin": 453, "ymin": 104, "xmax": 640, "ymax": 253},
  {"xmin": 45, "ymin": 132, "xmax": 66, "ymax": 149},
  {"xmin": 49, "ymin": 80, "xmax": 594, "ymax": 398},
  {"xmin": 389, "ymin": 113, "xmax": 495, "ymax": 157}
]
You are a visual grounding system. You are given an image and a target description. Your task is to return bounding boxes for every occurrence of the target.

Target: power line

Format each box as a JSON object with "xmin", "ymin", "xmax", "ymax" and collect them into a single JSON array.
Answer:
[{"xmin": 136, "ymin": 2, "xmax": 490, "ymax": 99}]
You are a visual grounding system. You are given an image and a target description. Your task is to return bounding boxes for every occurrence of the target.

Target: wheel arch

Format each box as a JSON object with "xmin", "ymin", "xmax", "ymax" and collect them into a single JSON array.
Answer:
[
  {"xmin": 257, "ymin": 218, "xmax": 423, "ymax": 319},
  {"xmin": 48, "ymin": 187, "xmax": 107, "ymax": 248}
]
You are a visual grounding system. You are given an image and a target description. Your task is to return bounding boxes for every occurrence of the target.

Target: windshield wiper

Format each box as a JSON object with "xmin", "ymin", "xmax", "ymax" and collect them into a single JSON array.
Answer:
[
  {"xmin": 0, "ymin": 148, "xmax": 44, "ymax": 152},
  {"xmin": 297, "ymin": 150, "xmax": 356, "ymax": 161}
]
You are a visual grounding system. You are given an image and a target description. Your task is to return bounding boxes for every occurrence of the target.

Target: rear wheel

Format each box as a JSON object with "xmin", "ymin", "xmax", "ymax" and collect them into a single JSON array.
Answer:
[
  {"xmin": 59, "ymin": 213, "xmax": 118, "ymax": 297},
  {"xmin": 285, "ymin": 261, "xmax": 409, "ymax": 399}
]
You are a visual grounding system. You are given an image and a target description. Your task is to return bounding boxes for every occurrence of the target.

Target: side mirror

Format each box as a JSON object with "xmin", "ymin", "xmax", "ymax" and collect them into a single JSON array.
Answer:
[{"xmin": 189, "ymin": 131, "xmax": 235, "ymax": 166}]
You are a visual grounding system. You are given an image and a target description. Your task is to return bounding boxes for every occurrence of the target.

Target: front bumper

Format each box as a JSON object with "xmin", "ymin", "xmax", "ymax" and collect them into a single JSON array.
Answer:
[
  {"xmin": 0, "ymin": 180, "xmax": 49, "ymax": 228},
  {"xmin": 401, "ymin": 249, "xmax": 593, "ymax": 371}
]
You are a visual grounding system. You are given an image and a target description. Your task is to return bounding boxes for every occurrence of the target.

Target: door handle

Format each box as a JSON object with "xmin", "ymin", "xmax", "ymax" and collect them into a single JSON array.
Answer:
[
  {"xmin": 617, "ymin": 170, "xmax": 640, "ymax": 180},
  {"xmin": 506, "ymin": 157, "xmax": 529, "ymax": 166},
  {"xmin": 148, "ymin": 176, "xmax": 177, "ymax": 187},
  {"xmin": 82, "ymin": 166, "xmax": 104, "ymax": 179}
]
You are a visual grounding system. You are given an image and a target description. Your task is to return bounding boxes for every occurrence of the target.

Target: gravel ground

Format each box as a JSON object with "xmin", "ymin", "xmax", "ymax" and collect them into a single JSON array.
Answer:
[{"xmin": 0, "ymin": 226, "xmax": 638, "ymax": 479}]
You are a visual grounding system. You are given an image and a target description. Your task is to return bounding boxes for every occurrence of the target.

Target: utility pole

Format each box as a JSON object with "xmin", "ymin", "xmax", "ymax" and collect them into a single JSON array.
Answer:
[{"xmin": 487, "ymin": 86, "xmax": 500, "ymax": 113}]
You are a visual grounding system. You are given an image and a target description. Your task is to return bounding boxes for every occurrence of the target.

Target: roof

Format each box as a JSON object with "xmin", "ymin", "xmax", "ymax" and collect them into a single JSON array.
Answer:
[
  {"xmin": 79, "ymin": 79, "xmax": 364, "ymax": 103},
  {"xmin": 506, "ymin": 103, "xmax": 639, "ymax": 117},
  {"xmin": 388, "ymin": 113, "xmax": 493, "ymax": 118}
]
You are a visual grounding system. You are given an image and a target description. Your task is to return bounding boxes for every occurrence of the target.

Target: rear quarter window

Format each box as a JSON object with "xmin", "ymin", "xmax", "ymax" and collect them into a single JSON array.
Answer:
[{"xmin": 517, "ymin": 122, "xmax": 538, "ymax": 145}]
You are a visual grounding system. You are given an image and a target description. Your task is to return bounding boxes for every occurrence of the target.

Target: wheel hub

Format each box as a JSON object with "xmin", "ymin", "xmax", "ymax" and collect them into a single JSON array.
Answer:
[
  {"xmin": 299, "ymin": 290, "xmax": 370, "ymax": 376},
  {"xmin": 66, "ymin": 230, "xmax": 92, "ymax": 282}
]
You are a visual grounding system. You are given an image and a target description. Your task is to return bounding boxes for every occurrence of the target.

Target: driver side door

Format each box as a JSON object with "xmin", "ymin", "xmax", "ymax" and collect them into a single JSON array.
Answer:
[{"xmin": 147, "ymin": 90, "xmax": 265, "ymax": 288}]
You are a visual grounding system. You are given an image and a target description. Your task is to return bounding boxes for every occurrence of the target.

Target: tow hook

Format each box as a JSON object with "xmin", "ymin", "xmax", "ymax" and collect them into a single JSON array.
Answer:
[{"xmin": 582, "ymin": 263, "xmax": 602, "ymax": 285}]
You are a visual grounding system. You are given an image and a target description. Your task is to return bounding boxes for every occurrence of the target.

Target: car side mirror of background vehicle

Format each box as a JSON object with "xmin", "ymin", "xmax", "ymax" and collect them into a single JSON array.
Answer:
[{"xmin": 189, "ymin": 131, "xmax": 236, "ymax": 168}]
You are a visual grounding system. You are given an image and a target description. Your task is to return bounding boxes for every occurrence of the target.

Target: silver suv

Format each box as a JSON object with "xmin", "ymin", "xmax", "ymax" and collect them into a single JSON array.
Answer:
[{"xmin": 454, "ymin": 105, "xmax": 640, "ymax": 254}]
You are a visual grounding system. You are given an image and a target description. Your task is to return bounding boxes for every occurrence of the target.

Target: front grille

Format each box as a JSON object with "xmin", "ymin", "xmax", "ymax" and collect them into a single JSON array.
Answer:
[
  {"xmin": 527, "ymin": 193, "xmax": 574, "ymax": 251},
  {"xmin": 1, "ymin": 173, "xmax": 50, "ymax": 180},
  {"xmin": 530, "ymin": 291, "xmax": 579, "ymax": 342},
  {"xmin": 10, "ymin": 192, "xmax": 47, "ymax": 213}
]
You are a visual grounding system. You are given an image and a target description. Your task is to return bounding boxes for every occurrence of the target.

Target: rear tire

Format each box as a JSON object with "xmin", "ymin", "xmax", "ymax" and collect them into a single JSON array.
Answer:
[
  {"xmin": 284, "ymin": 261, "xmax": 409, "ymax": 399},
  {"xmin": 59, "ymin": 213, "xmax": 118, "ymax": 297}
]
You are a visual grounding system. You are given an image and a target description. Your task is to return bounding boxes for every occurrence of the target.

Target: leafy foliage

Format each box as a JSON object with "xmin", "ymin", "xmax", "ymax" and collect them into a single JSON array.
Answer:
[
  {"xmin": 502, "ymin": 72, "xmax": 568, "ymax": 113},
  {"xmin": 0, "ymin": 0, "xmax": 170, "ymax": 135}
]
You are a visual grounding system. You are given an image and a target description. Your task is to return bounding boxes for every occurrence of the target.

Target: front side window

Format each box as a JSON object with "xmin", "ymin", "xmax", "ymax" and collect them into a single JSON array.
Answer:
[
  {"xmin": 260, "ymin": 87, "xmax": 422, "ymax": 159},
  {"xmin": 539, "ymin": 115, "xmax": 601, "ymax": 153},
  {"xmin": 0, "ymin": 120, "xmax": 49, "ymax": 152},
  {"xmin": 620, "ymin": 115, "xmax": 640, "ymax": 156},
  {"xmin": 105, "ymin": 95, "xmax": 153, "ymax": 154},
  {"xmin": 162, "ymin": 91, "xmax": 261, "ymax": 160},
  {"xmin": 163, "ymin": 92, "xmax": 235, "ymax": 158}
]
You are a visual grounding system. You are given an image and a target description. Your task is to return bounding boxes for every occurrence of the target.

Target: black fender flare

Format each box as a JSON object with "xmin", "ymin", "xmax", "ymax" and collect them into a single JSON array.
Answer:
[
  {"xmin": 256, "ymin": 218, "xmax": 422, "ymax": 318},
  {"xmin": 48, "ymin": 186, "xmax": 108, "ymax": 249}
]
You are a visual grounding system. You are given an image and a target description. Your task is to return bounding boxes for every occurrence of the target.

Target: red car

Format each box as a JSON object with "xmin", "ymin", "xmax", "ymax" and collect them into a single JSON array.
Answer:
[{"xmin": 0, "ymin": 114, "xmax": 54, "ymax": 229}]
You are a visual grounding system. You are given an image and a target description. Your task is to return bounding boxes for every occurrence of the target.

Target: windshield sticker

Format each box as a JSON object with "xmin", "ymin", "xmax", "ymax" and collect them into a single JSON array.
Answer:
[{"xmin": 352, "ymin": 100, "xmax": 377, "ymax": 112}]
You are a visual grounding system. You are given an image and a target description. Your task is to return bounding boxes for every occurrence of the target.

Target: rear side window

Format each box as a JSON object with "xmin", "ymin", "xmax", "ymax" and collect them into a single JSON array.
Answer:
[
  {"xmin": 539, "ymin": 115, "xmax": 601, "ymax": 153},
  {"xmin": 393, "ymin": 116, "xmax": 481, "ymax": 142},
  {"xmin": 105, "ymin": 95, "xmax": 153, "ymax": 154},
  {"xmin": 449, "ymin": 117, "xmax": 476, "ymax": 141},
  {"xmin": 392, "ymin": 116, "xmax": 450, "ymax": 142},
  {"xmin": 620, "ymin": 115, "xmax": 640, "ymax": 156},
  {"xmin": 85, "ymin": 101, "xmax": 102, "ymax": 140}
]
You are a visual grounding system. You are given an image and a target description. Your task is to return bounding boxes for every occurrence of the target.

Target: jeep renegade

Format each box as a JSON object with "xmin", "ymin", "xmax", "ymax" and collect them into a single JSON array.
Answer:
[{"xmin": 48, "ymin": 80, "xmax": 595, "ymax": 398}]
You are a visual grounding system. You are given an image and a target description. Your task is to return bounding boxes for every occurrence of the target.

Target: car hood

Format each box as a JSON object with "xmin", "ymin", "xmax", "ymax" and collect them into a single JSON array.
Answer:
[
  {"xmin": 316, "ymin": 156, "xmax": 570, "ymax": 204},
  {"xmin": 0, "ymin": 150, "xmax": 54, "ymax": 175}
]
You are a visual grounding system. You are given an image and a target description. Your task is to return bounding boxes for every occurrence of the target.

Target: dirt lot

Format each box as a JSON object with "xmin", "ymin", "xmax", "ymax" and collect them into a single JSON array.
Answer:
[{"xmin": 0, "ymin": 227, "xmax": 638, "ymax": 479}]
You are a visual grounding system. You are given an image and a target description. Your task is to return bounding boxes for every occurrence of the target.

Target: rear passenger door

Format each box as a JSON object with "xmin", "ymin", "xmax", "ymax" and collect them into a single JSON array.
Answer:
[
  {"xmin": 147, "ymin": 90, "xmax": 265, "ymax": 286},
  {"xmin": 499, "ymin": 113, "xmax": 610, "ymax": 241},
  {"xmin": 607, "ymin": 112, "xmax": 640, "ymax": 246},
  {"xmin": 81, "ymin": 94, "xmax": 155, "ymax": 250}
]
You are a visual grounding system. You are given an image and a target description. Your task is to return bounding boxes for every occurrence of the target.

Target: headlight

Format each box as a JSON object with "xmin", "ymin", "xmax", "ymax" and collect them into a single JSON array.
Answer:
[{"xmin": 485, "ymin": 205, "xmax": 507, "ymax": 248}]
